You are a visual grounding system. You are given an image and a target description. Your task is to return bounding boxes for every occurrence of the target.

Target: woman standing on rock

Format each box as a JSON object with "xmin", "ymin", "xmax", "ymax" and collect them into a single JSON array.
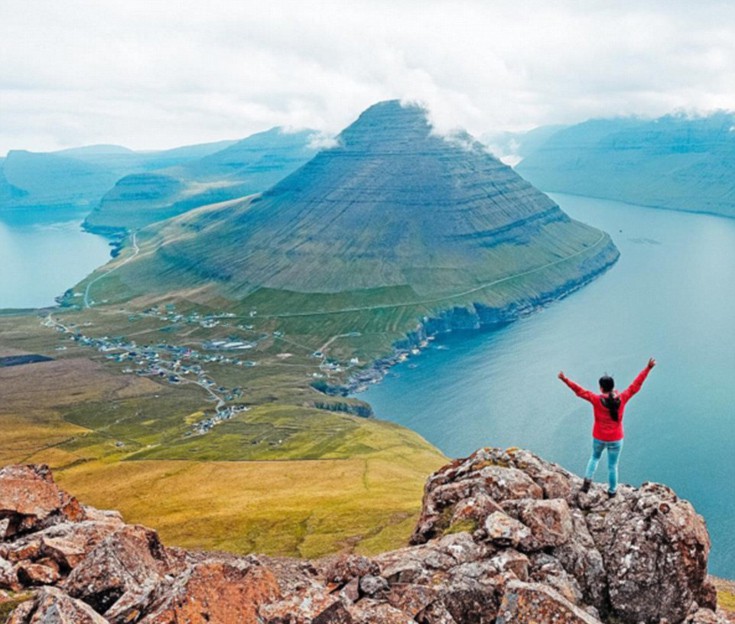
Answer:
[{"xmin": 558, "ymin": 358, "xmax": 656, "ymax": 497}]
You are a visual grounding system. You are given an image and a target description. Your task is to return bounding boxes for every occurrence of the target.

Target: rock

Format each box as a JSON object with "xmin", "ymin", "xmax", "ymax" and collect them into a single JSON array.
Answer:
[
  {"xmin": 587, "ymin": 482, "xmax": 714, "ymax": 623},
  {"xmin": 0, "ymin": 555, "xmax": 20, "ymax": 592},
  {"xmin": 450, "ymin": 494, "xmax": 504, "ymax": 527},
  {"xmin": 15, "ymin": 562, "xmax": 60, "ymax": 586},
  {"xmin": 387, "ymin": 583, "xmax": 438, "ymax": 617},
  {"xmin": 340, "ymin": 576, "xmax": 360, "ymax": 603},
  {"xmin": 504, "ymin": 498, "xmax": 574, "ymax": 550},
  {"xmin": 136, "ymin": 558, "xmax": 280, "ymax": 624},
  {"xmin": 324, "ymin": 554, "xmax": 379, "ymax": 584},
  {"xmin": 63, "ymin": 524, "xmax": 174, "ymax": 615},
  {"xmin": 7, "ymin": 586, "xmax": 108, "ymax": 623},
  {"xmin": 490, "ymin": 549, "xmax": 529, "ymax": 581},
  {"xmin": 313, "ymin": 601, "xmax": 355, "ymax": 624},
  {"xmin": 553, "ymin": 508, "xmax": 608, "ymax": 610},
  {"xmin": 359, "ymin": 574, "xmax": 389, "ymax": 597},
  {"xmin": 495, "ymin": 580, "xmax": 603, "ymax": 623},
  {"xmin": 0, "ymin": 465, "xmax": 84, "ymax": 537},
  {"xmin": 483, "ymin": 511, "xmax": 532, "ymax": 548},
  {"xmin": 527, "ymin": 552, "xmax": 584, "ymax": 605},
  {"xmin": 348, "ymin": 599, "xmax": 414, "ymax": 624},
  {"xmin": 39, "ymin": 521, "xmax": 122, "ymax": 571},
  {"xmin": 0, "ymin": 453, "xmax": 723, "ymax": 624},
  {"xmin": 685, "ymin": 607, "xmax": 730, "ymax": 623}
]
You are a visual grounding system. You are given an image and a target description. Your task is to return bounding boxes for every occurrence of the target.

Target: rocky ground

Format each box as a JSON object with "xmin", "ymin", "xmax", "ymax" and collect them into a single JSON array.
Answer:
[{"xmin": 0, "ymin": 448, "xmax": 730, "ymax": 623}]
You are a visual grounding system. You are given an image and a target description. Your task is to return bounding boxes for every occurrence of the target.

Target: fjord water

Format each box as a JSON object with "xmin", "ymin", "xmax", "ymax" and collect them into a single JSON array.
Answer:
[
  {"xmin": 0, "ymin": 211, "xmax": 111, "ymax": 309},
  {"xmin": 361, "ymin": 194, "xmax": 735, "ymax": 577}
]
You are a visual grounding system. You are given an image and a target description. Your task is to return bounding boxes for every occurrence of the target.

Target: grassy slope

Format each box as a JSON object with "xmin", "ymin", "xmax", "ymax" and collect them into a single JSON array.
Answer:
[{"xmin": 0, "ymin": 312, "xmax": 445, "ymax": 557}]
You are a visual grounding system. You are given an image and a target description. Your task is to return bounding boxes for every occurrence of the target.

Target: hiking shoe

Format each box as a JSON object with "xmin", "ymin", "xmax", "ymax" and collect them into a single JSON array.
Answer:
[
  {"xmin": 580, "ymin": 479, "xmax": 592, "ymax": 493},
  {"xmin": 607, "ymin": 490, "xmax": 617, "ymax": 498}
]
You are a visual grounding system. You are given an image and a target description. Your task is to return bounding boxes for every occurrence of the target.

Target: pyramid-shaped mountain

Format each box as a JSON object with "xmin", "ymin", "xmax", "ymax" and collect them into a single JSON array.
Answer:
[{"xmin": 87, "ymin": 101, "xmax": 618, "ymax": 316}]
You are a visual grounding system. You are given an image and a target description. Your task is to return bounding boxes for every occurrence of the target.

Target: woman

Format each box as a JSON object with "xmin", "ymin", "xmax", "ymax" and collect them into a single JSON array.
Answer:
[{"xmin": 558, "ymin": 358, "xmax": 656, "ymax": 497}]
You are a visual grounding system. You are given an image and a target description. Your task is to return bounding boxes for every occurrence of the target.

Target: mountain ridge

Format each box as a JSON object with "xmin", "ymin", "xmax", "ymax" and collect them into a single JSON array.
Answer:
[
  {"xmin": 515, "ymin": 112, "xmax": 735, "ymax": 219},
  {"xmin": 83, "ymin": 127, "xmax": 319, "ymax": 233}
]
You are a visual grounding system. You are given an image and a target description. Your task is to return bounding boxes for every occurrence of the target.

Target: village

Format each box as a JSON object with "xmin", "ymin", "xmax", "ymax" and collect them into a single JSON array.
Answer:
[{"xmin": 41, "ymin": 304, "xmax": 375, "ymax": 436}]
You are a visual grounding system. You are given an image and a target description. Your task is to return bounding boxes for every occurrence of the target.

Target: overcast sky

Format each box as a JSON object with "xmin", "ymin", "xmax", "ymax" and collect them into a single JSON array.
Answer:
[{"xmin": 2, "ymin": 0, "xmax": 735, "ymax": 155}]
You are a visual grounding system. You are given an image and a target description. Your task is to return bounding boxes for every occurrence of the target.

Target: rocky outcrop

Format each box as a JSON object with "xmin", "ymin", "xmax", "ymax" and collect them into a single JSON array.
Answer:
[{"xmin": 0, "ymin": 451, "xmax": 726, "ymax": 623}]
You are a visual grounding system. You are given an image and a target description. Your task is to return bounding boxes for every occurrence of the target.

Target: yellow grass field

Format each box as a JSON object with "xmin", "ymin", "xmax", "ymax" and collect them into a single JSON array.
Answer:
[{"xmin": 0, "ymin": 350, "xmax": 446, "ymax": 557}]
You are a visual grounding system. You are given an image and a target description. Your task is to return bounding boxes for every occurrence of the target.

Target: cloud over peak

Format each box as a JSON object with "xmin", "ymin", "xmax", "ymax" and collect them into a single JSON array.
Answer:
[{"xmin": 2, "ymin": 0, "xmax": 735, "ymax": 154}]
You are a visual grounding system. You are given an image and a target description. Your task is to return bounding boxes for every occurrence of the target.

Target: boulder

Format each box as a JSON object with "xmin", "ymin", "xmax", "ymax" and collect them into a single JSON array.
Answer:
[
  {"xmin": 135, "ymin": 558, "xmax": 280, "ymax": 624},
  {"xmin": 587, "ymin": 482, "xmax": 715, "ymax": 623},
  {"xmin": 495, "ymin": 580, "xmax": 602, "ymax": 623},
  {"xmin": 63, "ymin": 524, "xmax": 174, "ymax": 615},
  {"xmin": 0, "ymin": 465, "xmax": 84, "ymax": 537},
  {"xmin": 503, "ymin": 498, "xmax": 574, "ymax": 550},
  {"xmin": 7, "ymin": 586, "xmax": 107, "ymax": 623},
  {"xmin": 483, "ymin": 511, "xmax": 531, "ymax": 549},
  {"xmin": 15, "ymin": 561, "xmax": 60, "ymax": 586}
]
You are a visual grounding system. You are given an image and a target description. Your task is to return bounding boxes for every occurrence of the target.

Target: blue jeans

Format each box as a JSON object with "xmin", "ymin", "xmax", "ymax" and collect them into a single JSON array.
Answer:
[{"xmin": 584, "ymin": 438, "xmax": 623, "ymax": 493}]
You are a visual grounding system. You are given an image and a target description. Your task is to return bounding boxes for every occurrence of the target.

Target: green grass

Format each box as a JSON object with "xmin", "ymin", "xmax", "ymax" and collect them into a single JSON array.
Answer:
[
  {"xmin": 0, "ymin": 593, "xmax": 33, "ymax": 623},
  {"xmin": 712, "ymin": 577, "xmax": 735, "ymax": 615}
]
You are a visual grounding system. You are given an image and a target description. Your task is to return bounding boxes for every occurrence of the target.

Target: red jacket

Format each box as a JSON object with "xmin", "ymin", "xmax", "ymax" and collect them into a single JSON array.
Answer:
[{"xmin": 562, "ymin": 366, "xmax": 652, "ymax": 441}]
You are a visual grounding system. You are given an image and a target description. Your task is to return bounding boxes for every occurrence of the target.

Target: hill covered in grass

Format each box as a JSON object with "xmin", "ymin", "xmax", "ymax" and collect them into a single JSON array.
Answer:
[
  {"xmin": 83, "ymin": 128, "xmax": 319, "ymax": 234},
  {"xmin": 80, "ymin": 100, "xmax": 618, "ymax": 352},
  {"xmin": 515, "ymin": 112, "xmax": 735, "ymax": 219},
  {"xmin": 0, "ymin": 141, "xmax": 235, "ymax": 217}
]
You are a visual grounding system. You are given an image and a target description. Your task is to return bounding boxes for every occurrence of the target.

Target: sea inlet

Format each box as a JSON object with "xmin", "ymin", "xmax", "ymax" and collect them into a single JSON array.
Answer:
[{"xmin": 0, "ymin": 209, "xmax": 111, "ymax": 309}]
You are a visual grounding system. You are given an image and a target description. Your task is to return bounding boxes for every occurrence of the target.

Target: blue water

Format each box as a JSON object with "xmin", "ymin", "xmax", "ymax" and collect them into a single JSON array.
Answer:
[
  {"xmin": 0, "ymin": 210, "xmax": 111, "ymax": 309},
  {"xmin": 360, "ymin": 194, "xmax": 735, "ymax": 577}
]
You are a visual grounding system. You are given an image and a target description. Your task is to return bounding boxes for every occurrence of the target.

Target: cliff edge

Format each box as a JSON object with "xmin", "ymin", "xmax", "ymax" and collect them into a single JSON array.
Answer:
[{"xmin": 0, "ymin": 449, "xmax": 728, "ymax": 623}]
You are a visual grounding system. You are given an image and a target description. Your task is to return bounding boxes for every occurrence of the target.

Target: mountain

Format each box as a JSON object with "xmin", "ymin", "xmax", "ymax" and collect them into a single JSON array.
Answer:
[
  {"xmin": 0, "ymin": 140, "xmax": 237, "ymax": 217},
  {"xmin": 0, "ymin": 450, "xmax": 726, "ymax": 623},
  {"xmin": 515, "ymin": 113, "xmax": 735, "ymax": 219},
  {"xmin": 90, "ymin": 100, "xmax": 617, "ymax": 333},
  {"xmin": 83, "ymin": 128, "xmax": 319, "ymax": 233},
  {"xmin": 0, "ymin": 150, "xmax": 121, "ymax": 212}
]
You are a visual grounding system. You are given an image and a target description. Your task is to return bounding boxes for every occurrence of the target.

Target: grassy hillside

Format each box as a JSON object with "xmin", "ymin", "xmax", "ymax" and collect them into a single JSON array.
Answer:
[
  {"xmin": 84, "ymin": 128, "xmax": 318, "ymax": 233},
  {"xmin": 0, "ymin": 311, "xmax": 445, "ymax": 557},
  {"xmin": 516, "ymin": 113, "xmax": 735, "ymax": 219},
  {"xmin": 0, "ymin": 140, "xmax": 237, "ymax": 216}
]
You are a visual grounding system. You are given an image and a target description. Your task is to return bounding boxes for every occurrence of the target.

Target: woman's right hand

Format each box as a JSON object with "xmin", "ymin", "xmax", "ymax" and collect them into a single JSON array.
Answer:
[
  {"xmin": 647, "ymin": 358, "xmax": 656, "ymax": 369},
  {"xmin": 558, "ymin": 371, "xmax": 566, "ymax": 381}
]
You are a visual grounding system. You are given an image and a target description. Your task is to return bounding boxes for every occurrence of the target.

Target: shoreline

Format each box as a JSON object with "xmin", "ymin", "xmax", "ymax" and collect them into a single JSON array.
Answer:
[{"xmin": 330, "ymin": 245, "xmax": 620, "ymax": 399}]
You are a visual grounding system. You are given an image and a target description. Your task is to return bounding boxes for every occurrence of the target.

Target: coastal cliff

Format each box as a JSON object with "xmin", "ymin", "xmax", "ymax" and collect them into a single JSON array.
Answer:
[{"xmin": 0, "ymin": 449, "xmax": 729, "ymax": 623}]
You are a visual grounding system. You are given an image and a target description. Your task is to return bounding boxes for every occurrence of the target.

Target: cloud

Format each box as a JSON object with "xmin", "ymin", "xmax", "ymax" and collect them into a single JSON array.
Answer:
[{"xmin": 1, "ymin": 0, "xmax": 735, "ymax": 154}]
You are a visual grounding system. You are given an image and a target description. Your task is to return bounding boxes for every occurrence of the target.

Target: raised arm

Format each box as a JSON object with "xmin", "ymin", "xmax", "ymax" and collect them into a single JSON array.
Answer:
[
  {"xmin": 558, "ymin": 371, "xmax": 595, "ymax": 402},
  {"xmin": 620, "ymin": 358, "xmax": 656, "ymax": 402}
]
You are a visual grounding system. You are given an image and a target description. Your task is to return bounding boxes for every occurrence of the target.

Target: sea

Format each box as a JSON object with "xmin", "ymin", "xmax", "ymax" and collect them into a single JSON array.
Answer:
[
  {"xmin": 0, "ymin": 209, "xmax": 111, "ymax": 309},
  {"xmin": 359, "ymin": 193, "xmax": 735, "ymax": 578}
]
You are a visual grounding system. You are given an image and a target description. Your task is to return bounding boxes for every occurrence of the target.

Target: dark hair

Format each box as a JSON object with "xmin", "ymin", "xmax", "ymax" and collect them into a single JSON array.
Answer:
[{"xmin": 599, "ymin": 375, "xmax": 620, "ymax": 421}]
